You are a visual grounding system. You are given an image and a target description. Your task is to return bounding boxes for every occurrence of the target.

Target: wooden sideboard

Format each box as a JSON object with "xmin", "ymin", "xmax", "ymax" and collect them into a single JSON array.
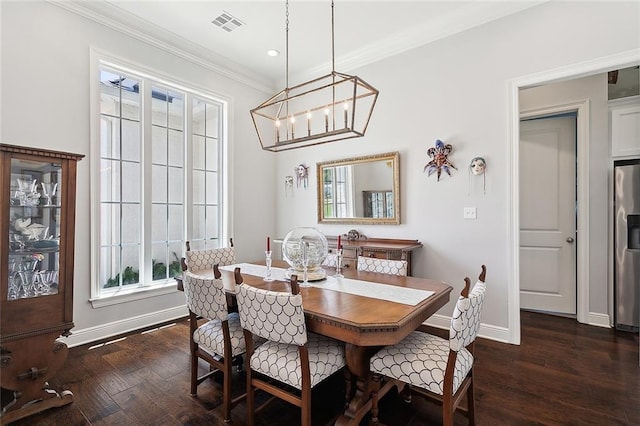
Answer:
[{"xmin": 326, "ymin": 236, "xmax": 422, "ymax": 276}]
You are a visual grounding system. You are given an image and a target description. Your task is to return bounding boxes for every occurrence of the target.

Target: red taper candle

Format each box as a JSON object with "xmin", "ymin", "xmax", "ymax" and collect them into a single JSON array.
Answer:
[
  {"xmin": 337, "ymin": 235, "xmax": 341, "ymax": 250},
  {"xmin": 267, "ymin": 236, "xmax": 270, "ymax": 252}
]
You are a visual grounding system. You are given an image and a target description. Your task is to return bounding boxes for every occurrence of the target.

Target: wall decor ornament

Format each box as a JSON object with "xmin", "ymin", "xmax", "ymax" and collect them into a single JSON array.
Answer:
[
  {"xmin": 284, "ymin": 175, "xmax": 294, "ymax": 197},
  {"xmin": 295, "ymin": 163, "xmax": 309, "ymax": 189},
  {"xmin": 469, "ymin": 156, "xmax": 487, "ymax": 195},
  {"xmin": 424, "ymin": 139, "xmax": 457, "ymax": 181}
]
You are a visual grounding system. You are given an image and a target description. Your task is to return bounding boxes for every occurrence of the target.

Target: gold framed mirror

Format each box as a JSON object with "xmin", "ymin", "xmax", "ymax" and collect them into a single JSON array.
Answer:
[{"xmin": 317, "ymin": 151, "xmax": 400, "ymax": 225}]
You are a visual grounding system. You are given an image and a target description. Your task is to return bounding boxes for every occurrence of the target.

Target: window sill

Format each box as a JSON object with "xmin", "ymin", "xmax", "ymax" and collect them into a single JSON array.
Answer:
[{"xmin": 90, "ymin": 280, "xmax": 181, "ymax": 308}]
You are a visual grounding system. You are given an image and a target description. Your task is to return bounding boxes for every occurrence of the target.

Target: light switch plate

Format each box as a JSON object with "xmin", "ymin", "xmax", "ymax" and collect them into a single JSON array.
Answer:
[{"xmin": 464, "ymin": 207, "xmax": 477, "ymax": 219}]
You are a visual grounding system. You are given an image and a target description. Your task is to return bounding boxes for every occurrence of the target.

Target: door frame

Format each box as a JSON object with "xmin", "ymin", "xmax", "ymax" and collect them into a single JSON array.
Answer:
[
  {"xmin": 520, "ymin": 106, "xmax": 585, "ymax": 317},
  {"xmin": 508, "ymin": 48, "xmax": 640, "ymax": 344}
]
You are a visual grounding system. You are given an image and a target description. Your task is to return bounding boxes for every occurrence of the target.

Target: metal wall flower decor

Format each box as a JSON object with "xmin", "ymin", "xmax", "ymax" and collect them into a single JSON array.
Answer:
[{"xmin": 424, "ymin": 139, "xmax": 457, "ymax": 181}]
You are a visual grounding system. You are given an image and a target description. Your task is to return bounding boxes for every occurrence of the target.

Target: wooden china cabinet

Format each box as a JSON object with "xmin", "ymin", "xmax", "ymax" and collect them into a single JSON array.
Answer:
[{"xmin": 0, "ymin": 144, "xmax": 84, "ymax": 424}]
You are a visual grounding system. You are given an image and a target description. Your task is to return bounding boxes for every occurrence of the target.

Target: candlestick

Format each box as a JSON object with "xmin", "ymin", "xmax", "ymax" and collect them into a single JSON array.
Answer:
[
  {"xmin": 307, "ymin": 111, "xmax": 312, "ymax": 136},
  {"xmin": 324, "ymin": 108, "xmax": 330, "ymax": 132},
  {"xmin": 275, "ymin": 120, "xmax": 281, "ymax": 142},
  {"xmin": 335, "ymin": 248, "xmax": 343, "ymax": 278},
  {"xmin": 264, "ymin": 250, "xmax": 274, "ymax": 281},
  {"xmin": 290, "ymin": 116, "xmax": 295, "ymax": 139},
  {"xmin": 343, "ymin": 103, "xmax": 349, "ymax": 128}
]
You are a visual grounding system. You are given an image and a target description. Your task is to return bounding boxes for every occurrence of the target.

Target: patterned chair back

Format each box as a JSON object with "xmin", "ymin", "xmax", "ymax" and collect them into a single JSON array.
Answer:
[
  {"xmin": 449, "ymin": 278, "xmax": 486, "ymax": 352},
  {"xmin": 185, "ymin": 246, "xmax": 236, "ymax": 272},
  {"xmin": 182, "ymin": 271, "xmax": 228, "ymax": 322},
  {"xmin": 357, "ymin": 256, "xmax": 408, "ymax": 276},
  {"xmin": 322, "ymin": 252, "xmax": 338, "ymax": 268},
  {"xmin": 235, "ymin": 284, "xmax": 308, "ymax": 346}
]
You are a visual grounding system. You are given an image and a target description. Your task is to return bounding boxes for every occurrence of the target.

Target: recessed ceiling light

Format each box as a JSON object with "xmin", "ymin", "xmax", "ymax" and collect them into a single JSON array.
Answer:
[{"xmin": 267, "ymin": 49, "xmax": 280, "ymax": 57}]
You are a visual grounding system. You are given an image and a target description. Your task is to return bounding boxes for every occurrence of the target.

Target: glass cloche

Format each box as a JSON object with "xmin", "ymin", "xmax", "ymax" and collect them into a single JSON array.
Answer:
[{"xmin": 282, "ymin": 227, "xmax": 329, "ymax": 281}]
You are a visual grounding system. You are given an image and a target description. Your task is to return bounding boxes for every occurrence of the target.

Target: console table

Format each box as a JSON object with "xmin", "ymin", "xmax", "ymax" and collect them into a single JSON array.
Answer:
[{"xmin": 326, "ymin": 236, "xmax": 422, "ymax": 276}]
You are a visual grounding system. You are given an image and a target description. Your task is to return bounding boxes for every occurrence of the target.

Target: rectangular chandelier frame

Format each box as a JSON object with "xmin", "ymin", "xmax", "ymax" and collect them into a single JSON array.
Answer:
[{"xmin": 251, "ymin": 71, "xmax": 379, "ymax": 152}]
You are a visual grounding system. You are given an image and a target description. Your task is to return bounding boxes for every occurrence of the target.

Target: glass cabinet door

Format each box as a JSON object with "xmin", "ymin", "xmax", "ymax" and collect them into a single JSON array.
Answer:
[{"xmin": 8, "ymin": 157, "xmax": 62, "ymax": 300}]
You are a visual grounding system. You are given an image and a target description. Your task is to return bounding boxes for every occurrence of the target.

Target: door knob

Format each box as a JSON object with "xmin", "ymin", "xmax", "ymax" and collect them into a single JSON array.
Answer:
[{"xmin": 566, "ymin": 237, "xmax": 575, "ymax": 243}]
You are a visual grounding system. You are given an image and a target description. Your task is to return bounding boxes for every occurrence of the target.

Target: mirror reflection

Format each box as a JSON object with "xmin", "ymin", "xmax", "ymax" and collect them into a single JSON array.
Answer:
[{"xmin": 317, "ymin": 152, "xmax": 400, "ymax": 225}]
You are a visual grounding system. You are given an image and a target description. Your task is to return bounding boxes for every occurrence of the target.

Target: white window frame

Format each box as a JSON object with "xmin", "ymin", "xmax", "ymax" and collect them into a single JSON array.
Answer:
[{"xmin": 89, "ymin": 49, "xmax": 230, "ymax": 307}]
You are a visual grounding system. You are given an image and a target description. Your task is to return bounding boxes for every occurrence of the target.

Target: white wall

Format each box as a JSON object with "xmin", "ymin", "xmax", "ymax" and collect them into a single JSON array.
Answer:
[
  {"xmin": 0, "ymin": 1, "xmax": 275, "ymax": 344},
  {"xmin": 275, "ymin": 1, "xmax": 639, "ymax": 336}
]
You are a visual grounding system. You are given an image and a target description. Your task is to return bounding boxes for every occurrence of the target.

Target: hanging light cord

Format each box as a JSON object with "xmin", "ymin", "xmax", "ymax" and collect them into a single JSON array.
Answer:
[
  {"xmin": 331, "ymin": 0, "xmax": 335, "ymax": 73},
  {"xmin": 285, "ymin": 0, "xmax": 290, "ymax": 89}
]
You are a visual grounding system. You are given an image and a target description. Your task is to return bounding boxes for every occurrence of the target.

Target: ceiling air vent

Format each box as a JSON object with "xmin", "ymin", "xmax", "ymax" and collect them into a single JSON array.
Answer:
[{"xmin": 212, "ymin": 11, "xmax": 244, "ymax": 33}]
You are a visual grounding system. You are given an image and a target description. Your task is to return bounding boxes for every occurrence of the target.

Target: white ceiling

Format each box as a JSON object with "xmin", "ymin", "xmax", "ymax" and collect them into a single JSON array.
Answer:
[{"xmin": 66, "ymin": 1, "xmax": 544, "ymax": 88}]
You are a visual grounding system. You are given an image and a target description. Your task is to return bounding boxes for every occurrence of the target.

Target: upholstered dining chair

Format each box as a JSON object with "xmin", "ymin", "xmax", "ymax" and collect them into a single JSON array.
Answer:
[
  {"xmin": 234, "ymin": 268, "xmax": 346, "ymax": 426},
  {"xmin": 183, "ymin": 240, "xmax": 236, "ymax": 273},
  {"xmin": 322, "ymin": 252, "xmax": 339, "ymax": 268},
  {"xmin": 369, "ymin": 265, "xmax": 487, "ymax": 426},
  {"xmin": 182, "ymin": 266, "xmax": 246, "ymax": 422},
  {"xmin": 357, "ymin": 256, "xmax": 408, "ymax": 276}
]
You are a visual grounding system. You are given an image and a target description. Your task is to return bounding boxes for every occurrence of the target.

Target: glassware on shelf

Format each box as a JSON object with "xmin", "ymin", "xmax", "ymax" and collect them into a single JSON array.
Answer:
[
  {"xmin": 264, "ymin": 250, "xmax": 274, "ymax": 282},
  {"xmin": 15, "ymin": 177, "xmax": 41, "ymax": 206},
  {"xmin": 18, "ymin": 270, "xmax": 37, "ymax": 298},
  {"xmin": 41, "ymin": 182, "xmax": 58, "ymax": 206}
]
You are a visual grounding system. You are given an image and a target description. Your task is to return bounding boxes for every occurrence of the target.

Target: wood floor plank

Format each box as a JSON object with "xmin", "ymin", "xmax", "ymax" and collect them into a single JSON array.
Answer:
[{"xmin": 4, "ymin": 311, "xmax": 638, "ymax": 425}]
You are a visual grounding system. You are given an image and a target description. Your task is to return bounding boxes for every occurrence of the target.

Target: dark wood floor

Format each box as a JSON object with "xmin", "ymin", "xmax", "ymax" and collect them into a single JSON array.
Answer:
[{"xmin": 6, "ymin": 311, "xmax": 639, "ymax": 425}]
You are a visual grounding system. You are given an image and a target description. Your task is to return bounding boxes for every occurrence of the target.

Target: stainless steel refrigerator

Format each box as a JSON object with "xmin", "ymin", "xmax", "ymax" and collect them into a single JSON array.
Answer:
[{"xmin": 614, "ymin": 160, "xmax": 640, "ymax": 331}]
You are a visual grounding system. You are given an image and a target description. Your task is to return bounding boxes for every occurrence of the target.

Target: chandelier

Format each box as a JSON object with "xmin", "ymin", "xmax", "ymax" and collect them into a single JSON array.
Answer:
[{"xmin": 251, "ymin": 0, "xmax": 379, "ymax": 152}]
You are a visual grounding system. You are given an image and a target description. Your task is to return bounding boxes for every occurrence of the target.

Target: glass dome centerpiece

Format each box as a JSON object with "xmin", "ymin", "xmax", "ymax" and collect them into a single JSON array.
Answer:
[{"xmin": 281, "ymin": 227, "xmax": 329, "ymax": 283}]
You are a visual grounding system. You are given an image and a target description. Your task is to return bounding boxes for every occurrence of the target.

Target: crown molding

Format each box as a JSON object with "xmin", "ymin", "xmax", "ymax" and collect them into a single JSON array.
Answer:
[
  {"xmin": 298, "ymin": 1, "xmax": 545, "ymax": 82},
  {"xmin": 48, "ymin": 0, "xmax": 275, "ymax": 94}
]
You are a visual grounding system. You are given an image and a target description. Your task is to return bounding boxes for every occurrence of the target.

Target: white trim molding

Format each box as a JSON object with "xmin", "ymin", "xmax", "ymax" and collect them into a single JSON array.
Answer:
[
  {"xmin": 508, "ymin": 48, "xmax": 640, "ymax": 345},
  {"xmin": 60, "ymin": 305, "xmax": 188, "ymax": 348}
]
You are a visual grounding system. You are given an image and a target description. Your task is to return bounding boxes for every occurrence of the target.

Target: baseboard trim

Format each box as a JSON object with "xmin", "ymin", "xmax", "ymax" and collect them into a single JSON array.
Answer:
[
  {"xmin": 587, "ymin": 312, "xmax": 611, "ymax": 328},
  {"xmin": 60, "ymin": 305, "xmax": 188, "ymax": 348},
  {"xmin": 423, "ymin": 314, "xmax": 513, "ymax": 344}
]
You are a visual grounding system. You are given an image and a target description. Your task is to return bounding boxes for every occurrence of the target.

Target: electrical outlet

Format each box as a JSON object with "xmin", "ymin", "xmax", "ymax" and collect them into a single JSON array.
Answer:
[{"xmin": 463, "ymin": 207, "xmax": 477, "ymax": 219}]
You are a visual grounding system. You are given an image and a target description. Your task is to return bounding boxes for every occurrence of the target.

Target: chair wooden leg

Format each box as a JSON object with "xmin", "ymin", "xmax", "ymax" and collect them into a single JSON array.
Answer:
[
  {"xmin": 246, "ymin": 371, "xmax": 255, "ymax": 426},
  {"xmin": 190, "ymin": 351, "xmax": 198, "ymax": 396},
  {"xmin": 466, "ymin": 374, "xmax": 475, "ymax": 425},
  {"xmin": 222, "ymin": 359, "xmax": 232, "ymax": 422},
  {"xmin": 343, "ymin": 368, "xmax": 353, "ymax": 406},
  {"xmin": 442, "ymin": 393, "xmax": 454, "ymax": 426},
  {"xmin": 369, "ymin": 373, "xmax": 382, "ymax": 425}
]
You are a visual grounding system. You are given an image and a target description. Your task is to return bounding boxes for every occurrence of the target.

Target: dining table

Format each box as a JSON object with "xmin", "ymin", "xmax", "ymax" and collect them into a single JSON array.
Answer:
[{"xmin": 180, "ymin": 260, "xmax": 452, "ymax": 425}]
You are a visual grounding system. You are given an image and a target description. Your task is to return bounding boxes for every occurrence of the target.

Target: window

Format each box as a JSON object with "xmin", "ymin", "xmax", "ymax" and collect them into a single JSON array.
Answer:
[
  {"xmin": 322, "ymin": 165, "xmax": 354, "ymax": 218},
  {"xmin": 93, "ymin": 58, "xmax": 227, "ymax": 303}
]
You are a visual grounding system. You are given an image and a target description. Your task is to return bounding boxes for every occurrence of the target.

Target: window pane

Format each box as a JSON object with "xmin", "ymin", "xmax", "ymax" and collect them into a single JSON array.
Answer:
[
  {"xmin": 151, "ymin": 88, "xmax": 168, "ymax": 127},
  {"xmin": 152, "ymin": 164, "xmax": 167, "ymax": 203},
  {"xmin": 168, "ymin": 242, "xmax": 182, "ymax": 278},
  {"xmin": 168, "ymin": 91, "xmax": 184, "ymax": 130},
  {"xmin": 152, "ymin": 204, "xmax": 167, "ymax": 242},
  {"xmin": 100, "ymin": 204, "xmax": 120, "ymax": 245},
  {"xmin": 193, "ymin": 135, "xmax": 205, "ymax": 170},
  {"xmin": 100, "ymin": 116, "xmax": 120, "ymax": 159},
  {"xmin": 168, "ymin": 205, "xmax": 183, "ymax": 241},
  {"xmin": 205, "ymin": 206, "xmax": 219, "ymax": 238},
  {"xmin": 121, "ymin": 119, "xmax": 141, "ymax": 162},
  {"xmin": 193, "ymin": 99, "xmax": 206, "ymax": 136},
  {"xmin": 120, "ymin": 78, "xmax": 140, "ymax": 121},
  {"xmin": 193, "ymin": 170, "xmax": 205, "ymax": 204},
  {"xmin": 100, "ymin": 159, "xmax": 120, "ymax": 202},
  {"xmin": 205, "ymin": 103, "xmax": 219, "ymax": 138},
  {"xmin": 205, "ymin": 137, "xmax": 218, "ymax": 171},
  {"xmin": 101, "ymin": 246, "xmax": 120, "ymax": 289},
  {"xmin": 121, "ymin": 204, "xmax": 140, "ymax": 244},
  {"xmin": 152, "ymin": 126, "xmax": 168, "ymax": 165},
  {"xmin": 192, "ymin": 205, "xmax": 205, "ymax": 239},
  {"xmin": 121, "ymin": 162, "xmax": 140, "ymax": 202},
  {"xmin": 205, "ymin": 171, "xmax": 218, "ymax": 204},
  {"xmin": 121, "ymin": 245, "xmax": 140, "ymax": 286},
  {"xmin": 168, "ymin": 167, "xmax": 183, "ymax": 204},
  {"xmin": 152, "ymin": 242, "xmax": 168, "ymax": 281},
  {"xmin": 168, "ymin": 130, "xmax": 183, "ymax": 167}
]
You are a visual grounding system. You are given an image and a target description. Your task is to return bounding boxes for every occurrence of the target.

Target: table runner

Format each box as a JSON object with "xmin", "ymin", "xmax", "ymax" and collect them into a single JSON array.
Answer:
[{"xmin": 219, "ymin": 263, "xmax": 434, "ymax": 306}]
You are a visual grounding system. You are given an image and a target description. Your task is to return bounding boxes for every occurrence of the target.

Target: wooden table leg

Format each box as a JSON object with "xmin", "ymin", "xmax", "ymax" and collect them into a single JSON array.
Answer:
[{"xmin": 335, "ymin": 343, "xmax": 381, "ymax": 426}]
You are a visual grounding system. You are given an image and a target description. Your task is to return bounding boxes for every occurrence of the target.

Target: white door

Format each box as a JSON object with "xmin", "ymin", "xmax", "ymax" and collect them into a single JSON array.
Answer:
[{"xmin": 520, "ymin": 116, "xmax": 577, "ymax": 315}]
